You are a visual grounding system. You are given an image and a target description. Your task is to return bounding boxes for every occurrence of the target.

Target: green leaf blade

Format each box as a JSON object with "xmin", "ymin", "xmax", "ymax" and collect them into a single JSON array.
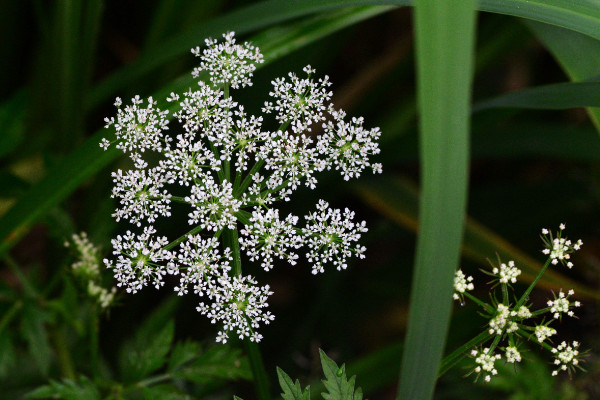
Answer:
[{"xmin": 397, "ymin": 0, "xmax": 477, "ymax": 399}]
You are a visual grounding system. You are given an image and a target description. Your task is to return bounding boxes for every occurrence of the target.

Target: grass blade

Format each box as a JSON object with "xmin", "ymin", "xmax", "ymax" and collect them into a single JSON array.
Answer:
[
  {"xmin": 473, "ymin": 81, "xmax": 600, "ymax": 112},
  {"xmin": 396, "ymin": 0, "xmax": 476, "ymax": 399}
]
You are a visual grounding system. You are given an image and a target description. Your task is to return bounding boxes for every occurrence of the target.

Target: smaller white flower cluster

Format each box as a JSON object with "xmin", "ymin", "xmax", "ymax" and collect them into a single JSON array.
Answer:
[
  {"xmin": 303, "ymin": 200, "xmax": 368, "ymax": 275},
  {"xmin": 541, "ymin": 223, "xmax": 583, "ymax": 268},
  {"xmin": 192, "ymin": 31, "xmax": 264, "ymax": 89},
  {"xmin": 453, "ymin": 269, "xmax": 474, "ymax": 301},
  {"xmin": 493, "ymin": 260, "xmax": 521, "ymax": 284},
  {"xmin": 456, "ymin": 225, "xmax": 587, "ymax": 382},
  {"xmin": 471, "ymin": 347, "xmax": 501, "ymax": 382},
  {"xmin": 551, "ymin": 341, "xmax": 581, "ymax": 376},
  {"xmin": 65, "ymin": 232, "xmax": 117, "ymax": 310},
  {"xmin": 547, "ymin": 289, "xmax": 580, "ymax": 320}
]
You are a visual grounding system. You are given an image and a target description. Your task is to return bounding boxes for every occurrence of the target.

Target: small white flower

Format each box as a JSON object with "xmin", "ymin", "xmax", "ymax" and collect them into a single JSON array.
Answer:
[
  {"xmin": 196, "ymin": 274, "xmax": 274, "ymax": 343},
  {"xmin": 302, "ymin": 200, "xmax": 368, "ymax": 274},
  {"xmin": 104, "ymin": 226, "xmax": 175, "ymax": 293},
  {"xmin": 185, "ymin": 177, "xmax": 242, "ymax": 231},
  {"xmin": 317, "ymin": 107, "xmax": 382, "ymax": 181},
  {"xmin": 262, "ymin": 65, "xmax": 332, "ymax": 133},
  {"xmin": 471, "ymin": 347, "xmax": 501, "ymax": 382},
  {"xmin": 192, "ymin": 32, "xmax": 264, "ymax": 89},
  {"xmin": 239, "ymin": 208, "xmax": 302, "ymax": 271},
  {"xmin": 551, "ymin": 341, "xmax": 581, "ymax": 376},
  {"xmin": 511, "ymin": 305, "xmax": 532, "ymax": 320},
  {"xmin": 492, "ymin": 260, "xmax": 521, "ymax": 284},
  {"xmin": 489, "ymin": 303, "xmax": 517, "ymax": 335},
  {"xmin": 541, "ymin": 225, "xmax": 583, "ymax": 268},
  {"xmin": 505, "ymin": 346, "xmax": 522, "ymax": 363},
  {"xmin": 453, "ymin": 269, "xmax": 474, "ymax": 301},
  {"xmin": 535, "ymin": 324, "xmax": 557, "ymax": 343},
  {"xmin": 547, "ymin": 289, "xmax": 580, "ymax": 319}
]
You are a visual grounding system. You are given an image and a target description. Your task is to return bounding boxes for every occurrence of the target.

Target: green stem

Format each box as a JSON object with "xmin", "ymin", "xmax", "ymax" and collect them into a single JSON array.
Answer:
[
  {"xmin": 51, "ymin": 326, "xmax": 76, "ymax": 379},
  {"xmin": 90, "ymin": 311, "xmax": 100, "ymax": 378},
  {"xmin": 245, "ymin": 339, "xmax": 271, "ymax": 400},
  {"xmin": 163, "ymin": 224, "xmax": 206, "ymax": 251},
  {"xmin": 515, "ymin": 258, "xmax": 552, "ymax": 309},
  {"xmin": 222, "ymin": 224, "xmax": 270, "ymax": 400},
  {"xmin": 438, "ymin": 330, "xmax": 491, "ymax": 377},
  {"xmin": 463, "ymin": 292, "xmax": 493, "ymax": 313}
]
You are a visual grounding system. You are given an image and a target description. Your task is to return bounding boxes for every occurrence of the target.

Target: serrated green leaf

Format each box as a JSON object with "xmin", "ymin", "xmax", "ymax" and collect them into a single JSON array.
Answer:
[
  {"xmin": 277, "ymin": 367, "xmax": 311, "ymax": 400},
  {"xmin": 319, "ymin": 350, "xmax": 362, "ymax": 400},
  {"xmin": 167, "ymin": 339, "xmax": 202, "ymax": 372},
  {"xmin": 172, "ymin": 345, "xmax": 251, "ymax": 382},
  {"xmin": 25, "ymin": 377, "xmax": 100, "ymax": 400},
  {"xmin": 120, "ymin": 319, "xmax": 174, "ymax": 382},
  {"xmin": 0, "ymin": 329, "xmax": 15, "ymax": 378}
]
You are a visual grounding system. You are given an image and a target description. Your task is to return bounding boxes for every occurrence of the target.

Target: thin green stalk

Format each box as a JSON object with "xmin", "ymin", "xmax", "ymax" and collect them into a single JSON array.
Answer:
[
  {"xmin": 515, "ymin": 258, "xmax": 552, "ymax": 309},
  {"xmin": 222, "ymin": 224, "xmax": 270, "ymax": 400},
  {"xmin": 463, "ymin": 292, "xmax": 493, "ymax": 313},
  {"xmin": 438, "ymin": 330, "xmax": 491, "ymax": 377},
  {"xmin": 90, "ymin": 311, "xmax": 100, "ymax": 379},
  {"xmin": 163, "ymin": 224, "xmax": 207, "ymax": 251},
  {"xmin": 51, "ymin": 326, "xmax": 76, "ymax": 379}
]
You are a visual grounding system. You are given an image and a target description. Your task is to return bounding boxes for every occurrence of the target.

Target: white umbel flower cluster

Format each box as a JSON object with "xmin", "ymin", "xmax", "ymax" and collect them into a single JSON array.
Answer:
[
  {"xmin": 101, "ymin": 32, "xmax": 381, "ymax": 343},
  {"xmin": 471, "ymin": 347, "xmax": 501, "ymax": 382},
  {"xmin": 541, "ymin": 223, "xmax": 583, "ymax": 268},
  {"xmin": 547, "ymin": 289, "xmax": 580, "ymax": 319},
  {"xmin": 453, "ymin": 269, "xmax": 474, "ymax": 301},
  {"xmin": 492, "ymin": 260, "xmax": 521, "ymax": 284},
  {"xmin": 551, "ymin": 341, "xmax": 581, "ymax": 376}
]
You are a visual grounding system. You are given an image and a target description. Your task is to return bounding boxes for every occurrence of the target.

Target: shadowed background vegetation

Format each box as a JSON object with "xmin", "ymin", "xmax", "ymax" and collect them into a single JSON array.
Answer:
[{"xmin": 1, "ymin": 1, "xmax": 600, "ymax": 399}]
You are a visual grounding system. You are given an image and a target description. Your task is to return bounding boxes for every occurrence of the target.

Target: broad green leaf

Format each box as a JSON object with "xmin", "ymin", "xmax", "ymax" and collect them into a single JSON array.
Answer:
[
  {"xmin": 397, "ymin": 2, "xmax": 476, "ymax": 400},
  {"xmin": 120, "ymin": 319, "xmax": 174, "ymax": 382},
  {"xmin": 320, "ymin": 349, "xmax": 362, "ymax": 400},
  {"xmin": 354, "ymin": 176, "xmax": 600, "ymax": 301},
  {"xmin": 276, "ymin": 367, "xmax": 311, "ymax": 400},
  {"xmin": 0, "ymin": 6, "xmax": 389, "ymax": 260},
  {"xmin": 0, "ymin": 89, "xmax": 26, "ymax": 159},
  {"xmin": 472, "ymin": 81, "xmax": 600, "ymax": 112},
  {"xmin": 171, "ymin": 345, "xmax": 251, "ymax": 382},
  {"xmin": 167, "ymin": 340, "xmax": 203, "ymax": 372},
  {"xmin": 21, "ymin": 304, "xmax": 53, "ymax": 376}
]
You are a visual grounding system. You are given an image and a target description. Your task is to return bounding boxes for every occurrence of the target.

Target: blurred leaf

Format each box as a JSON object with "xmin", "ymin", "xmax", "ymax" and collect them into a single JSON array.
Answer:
[
  {"xmin": 487, "ymin": 351, "xmax": 554, "ymax": 400},
  {"xmin": 0, "ymin": 89, "xmax": 26, "ymax": 159},
  {"xmin": 171, "ymin": 345, "xmax": 251, "ymax": 382},
  {"xmin": 25, "ymin": 376, "xmax": 100, "ymax": 400},
  {"xmin": 120, "ymin": 319, "xmax": 174, "ymax": 382},
  {"xmin": 0, "ymin": 329, "xmax": 15, "ymax": 378},
  {"xmin": 473, "ymin": 81, "xmax": 600, "ymax": 112},
  {"xmin": 21, "ymin": 304, "xmax": 53, "ymax": 376},
  {"xmin": 354, "ymin": 176, "xmax": 600, "ymax": 300},
  {"xmin": 397, "ymin": 1, "xmax": 476, "ymax": 400},
  {"xmin": 277, "ymin": 367, "xmax": 311, "ymax": 400},
  {"xmin": 320, "ymin": 349, "xmax": 363, "ymax": 400},
  {"xmin": 0, "ymin": 172, "xmax": 29, "ymax": 198},
  {"xmin": 167, "ymin": 340, "xmax": 202, "ymax": 372},
  {"xmin": 140, "ymin": 384, "xmax": 193, "ymax": 400}
]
